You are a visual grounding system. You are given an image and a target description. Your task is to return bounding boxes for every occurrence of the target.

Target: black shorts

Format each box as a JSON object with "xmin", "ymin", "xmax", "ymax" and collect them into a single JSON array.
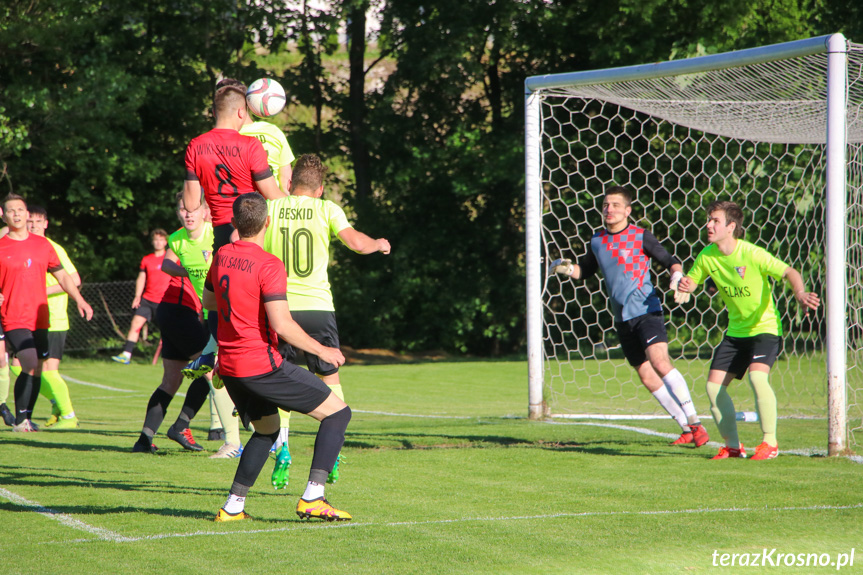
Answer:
[
  {"xmin": 221, "ymin": 361, "xmax": 331, "ymax": 423},
  {"xmin": 133, "ymin": 298, "xmax": 160, "ymax": 322},
  {"xmin": 213, "ymin": 223, "xmax": 235, "ymax": 254},
  {"xmin": 284, "ymin": 311, "xmax": 340, "ymax": 376},
  {"xmin": 5, "ymin": 328, "xmax": 50, "ymax": 360},
  {"xmin": 46, "ymin": 331, "xmax": 67, "ymax": 360},
  {"xmin": 155, "ymin": 302, "xmax": 208, "ymax": 361},
  {"xmin": 616, "ymin": 312, "xmax": 668, "ymax": 367},
  {"xmin": 710, "ymin": 334, "xmax": 782, "ymax": 379}
]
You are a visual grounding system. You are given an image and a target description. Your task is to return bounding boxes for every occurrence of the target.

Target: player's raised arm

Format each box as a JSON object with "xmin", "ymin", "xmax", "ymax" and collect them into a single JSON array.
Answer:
[
  {"xmin": 782, "ymin": 266, "xmax": 821, "ymax": 311},
  {"xmin": 337, "ymin": 227, "xmax": 391, "ymax": 255},
  {"xmin": 255, "ymin": 175, "xmax": 288, "ymax": 201},
  {"xmin": 51, "ymin": 268, "xmax": 93, "ymax": 320},
  {"xmin": 183, "ymin": 180, "xmax": 203, "ymax": 213}
]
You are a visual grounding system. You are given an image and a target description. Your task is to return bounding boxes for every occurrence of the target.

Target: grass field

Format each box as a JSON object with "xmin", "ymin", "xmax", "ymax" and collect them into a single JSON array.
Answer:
[{"xmin": 1, "ymin": 358, "xmax": 862, "ymax": 574}]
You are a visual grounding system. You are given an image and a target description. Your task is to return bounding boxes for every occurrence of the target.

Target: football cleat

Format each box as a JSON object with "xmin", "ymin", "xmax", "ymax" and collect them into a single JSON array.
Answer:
[
  {"xmin": 296, "ymin": 497, "xmax": 352, "ymax": 521},
  {"xmin": 214, "ymin": 508, "xmax": 252, "ymax": 522},
  {"xmin": 669, "ymin": 431, "xmax": 693, "ymax": 445},
  {"xmin": 111, "ymin": 354, "xmax": 131, "ymax": 365},
  {"xmin": 0, "ymin": 403, "xmax": 15, "ymax": 427},
  {"xmin": 182, "ymin": 352, "xmax": 216, "ymax": 380},
  {"xmin": 132, "ymin": 441, "xmax": 158, "ymax": 453},
  {"xmin": 209, "ymin": 442, "xmax": 243, "ymax": 459},
  {"xmin": 167, "ymin": 426, "xmax": 203, "ymax": 451},
  {"xmin": 750, "ymin": 442, "xmax": 779, "ymax": 461},
  {"xmin": 691, "ymin": 424, "xmax": 710, "ymax": 447},
  {"xmin": 44, "ymin": 402, "xmax": 62, "ymax": 428},
  {"xmin": 50, "ymin": 416, "xmax": 79, "ymax": 430},
  {"xmin": 271, "ymin": 444, "xmax": 292, "ymax": 489},
  {"xmin": 327, "ymin": 453, "xmax": 344, "ymax": 484},
  {"xmin": 12, "ymin": 419, "xmax": 39, "ymax": 432},
  {"xmin": 711, "ymin": 443, "xmax": 746, "ymax": 460}
]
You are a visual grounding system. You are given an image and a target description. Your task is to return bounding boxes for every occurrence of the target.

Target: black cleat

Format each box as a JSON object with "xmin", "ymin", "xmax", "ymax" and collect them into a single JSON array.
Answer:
[
  {"xmin": 167, "ymin": 426, "xmax": 204, "ymax": 451},
  {"xmin": 0, "ymin": 403, "xmax": 14, "ymax": 427},
  {"xmin": 132, "ymin": 441, "xmax": 158, "ymax": 454}
]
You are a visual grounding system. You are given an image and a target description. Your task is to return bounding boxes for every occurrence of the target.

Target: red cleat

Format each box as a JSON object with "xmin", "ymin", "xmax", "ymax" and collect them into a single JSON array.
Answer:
[
  {"xmin": 750, "ymin": 442, "xmax": 778, "ymax": 460},
  {"xmin": 691, "ymin": 424, "xmax": 710, "ymax": 447},
  {"xmin": 670, "ymin": 431, "xmax": 693, "ymax": 445},
  {"xmin": 711, "ymin": 443, "xmax": 746, "ymax": 459}
]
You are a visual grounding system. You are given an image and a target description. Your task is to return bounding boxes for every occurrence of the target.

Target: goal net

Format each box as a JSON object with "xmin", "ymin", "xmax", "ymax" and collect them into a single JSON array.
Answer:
[{"xmin": 524, "ymin": 35, "xmax": 863, "ymax": 453}]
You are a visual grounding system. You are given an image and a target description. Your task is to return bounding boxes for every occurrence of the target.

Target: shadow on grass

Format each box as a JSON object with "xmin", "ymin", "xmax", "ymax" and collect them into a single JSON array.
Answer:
[{"xmin": 0, "ymin": 467, "xmax": 228, "ymax": 496}]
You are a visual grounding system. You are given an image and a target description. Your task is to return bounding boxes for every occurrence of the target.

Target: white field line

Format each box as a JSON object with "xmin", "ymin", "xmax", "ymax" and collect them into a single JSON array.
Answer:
[
  {"xmin": 55, "ymin": 502, "xmax": 863, "ymax": 544},
  {"xmin": 62, "ymin": 376, "xmax": 185, "ymax": 398},
  {"xmin": 353, "ymin": 410, "xmax": 472, "ymax": 419},
  {"xmin": 0, "ymin": 488, "xmax": 134, "ymax": 543}
]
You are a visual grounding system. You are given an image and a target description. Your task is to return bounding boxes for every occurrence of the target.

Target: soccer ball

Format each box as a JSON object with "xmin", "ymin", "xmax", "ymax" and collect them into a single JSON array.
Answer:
[{"xmin": 246, "ymin": 78, "xmax": 287, "ymax": 118}]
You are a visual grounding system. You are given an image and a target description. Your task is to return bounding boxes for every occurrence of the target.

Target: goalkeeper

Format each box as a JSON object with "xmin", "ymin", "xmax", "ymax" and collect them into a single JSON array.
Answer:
[
  {"xmin": 549, "ymin": 185, "xmax": 709, "ymax": 447},
  {"xmin": 678, "ymin": 200, "xmax": 820, "ymax": 461}
]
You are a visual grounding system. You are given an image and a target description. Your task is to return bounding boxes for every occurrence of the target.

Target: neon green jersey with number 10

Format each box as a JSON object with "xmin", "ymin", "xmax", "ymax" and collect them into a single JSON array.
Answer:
[{"xmin": 264, "ymin": 195, "xmax": 352, "ymax": 311}]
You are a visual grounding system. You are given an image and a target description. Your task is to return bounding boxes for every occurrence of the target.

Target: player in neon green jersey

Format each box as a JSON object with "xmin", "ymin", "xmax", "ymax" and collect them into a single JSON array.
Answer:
[
  {"xmin": 20, "ymin": 206, "xmax": 81, "ymax": 429},
  {"xmin": 264, "ymin": 154, "xmax": 390, "ymax": 487},
  {"xmin": 679, "ymin": 200, "xmax": 820, "ymax": 461}
]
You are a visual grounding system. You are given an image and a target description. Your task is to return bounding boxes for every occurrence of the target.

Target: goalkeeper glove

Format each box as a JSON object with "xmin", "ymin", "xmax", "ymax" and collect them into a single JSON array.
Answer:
[
  {"xmin": 669, "ymin": 271, "xmax": 690, "ymax": 304},
  {"xmin": 548, "ymin": 258, "xmax": 574, "ymax": 278}
]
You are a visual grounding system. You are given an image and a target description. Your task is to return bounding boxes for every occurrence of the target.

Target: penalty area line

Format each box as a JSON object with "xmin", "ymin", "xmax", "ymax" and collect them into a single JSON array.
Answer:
[
  {"xmin": 56, "ymin": 502, "xmax": 863, "ymax": 544},
  {"xmin": 0, "ymin": 487, "xmax": 134, "ymax": 543}
]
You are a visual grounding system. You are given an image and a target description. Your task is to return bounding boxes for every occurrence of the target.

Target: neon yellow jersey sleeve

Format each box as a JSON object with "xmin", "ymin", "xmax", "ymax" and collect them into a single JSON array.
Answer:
[
  {"xmin": 240, "ymin": 121, "xmax": 294, "ymax": 187},
  {"xmin": 686, "ymin": 240, "xmax": 789, "ymax": 337},
  {"xmin": 46, "ymin": 238, "xmax": 77, "ymax": 332},
  {"xmin": 263, "ymin": 195, "xmax": 351, "ymax": 311},
  {"xmin": 168, "ymin": 223, "xmax": 214, "ymax": 317}
]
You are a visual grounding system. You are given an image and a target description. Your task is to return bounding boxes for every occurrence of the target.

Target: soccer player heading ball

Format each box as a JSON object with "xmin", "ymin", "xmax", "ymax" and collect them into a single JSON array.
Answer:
[
  {"xmin": 549, "ymin": 185, "xmax": 709, "ymax": 447},
  {"xmin": 678, "ymin": 200, "xmax": 820, "ymax": 460}
]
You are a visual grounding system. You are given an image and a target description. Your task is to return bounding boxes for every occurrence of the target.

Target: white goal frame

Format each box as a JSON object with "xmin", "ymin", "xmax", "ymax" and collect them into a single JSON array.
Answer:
[{"xmin": 525, "ymin": 34, "xmax": 859, "ymax": 455}]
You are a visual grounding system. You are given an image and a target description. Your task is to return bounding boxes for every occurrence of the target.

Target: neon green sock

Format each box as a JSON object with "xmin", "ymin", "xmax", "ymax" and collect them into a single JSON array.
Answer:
[
  {"xmin": 327, "ymin": 383, "xmax": 345, "ymax": 401},
  {"xmin": 41, "ymin": 370, "xmax": 74, "ymax": 416},
  {"xmin": 278, "ymin": 408, "xmax": 291, "ymax": 428},
  {"xmin": 749, "ymin": 371, "xmax": 778, "ymax": 447},
  {"xmin": 0, "ymin": 362, "xmax": 9, "ymax": 403},
  {"xmin": 706, "ymin": 381, "xmax": 740, "ymax": 448}
]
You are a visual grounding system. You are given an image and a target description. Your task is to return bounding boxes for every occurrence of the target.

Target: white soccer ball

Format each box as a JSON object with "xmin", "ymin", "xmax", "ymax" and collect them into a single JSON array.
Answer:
[{"xmin": 246, "ymin": 78, "xmax": 287, "ymax": 118}]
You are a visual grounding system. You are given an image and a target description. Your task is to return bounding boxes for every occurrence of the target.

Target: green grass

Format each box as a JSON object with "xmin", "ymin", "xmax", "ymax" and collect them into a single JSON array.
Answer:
[{"xmin": 1, "ymin": 358, "xmax": 861, "ymax": 574}]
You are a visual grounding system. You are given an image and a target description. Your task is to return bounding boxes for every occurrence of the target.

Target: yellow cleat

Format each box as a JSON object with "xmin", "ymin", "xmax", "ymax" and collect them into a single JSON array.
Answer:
[
  {"xmin": 214, "ymin": 508, "xmax": 252, "ymax": 522},
  {"xmin": 296, "ymin": 497, "xmax": 352, "ymax": 522},
  {"xmin": 50, "ymin": 416, "xmax": 79, "ymax": 430}
]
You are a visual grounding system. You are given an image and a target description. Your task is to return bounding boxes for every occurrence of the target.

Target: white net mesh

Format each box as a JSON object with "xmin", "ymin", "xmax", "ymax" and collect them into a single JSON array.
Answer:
[{"xmin": 538, "ymin": 43, "xmax": 863, "ymax": 441}]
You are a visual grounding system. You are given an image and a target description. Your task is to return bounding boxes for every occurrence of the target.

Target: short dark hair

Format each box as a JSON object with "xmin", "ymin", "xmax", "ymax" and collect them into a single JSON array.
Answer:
[
  {"xmin": 151, "ymin": 228, "xmax": 168, "ymax": 240},
  {"xmin": 213, "ymin": 84, "xmax": 247, "ymax": 119},
  {"xmin": 233, "ymin": 193, "xmax": 268, "ymax": 237},
  {"xmin": 3, "ymin": 193, "xmax": 26, "ymax": 209},
  {"xmin": 28, "ymin": 204, "xmax": 47, "ymax": 218},
  {"xmin": 290, "ymin": 154, "xmax": 328, "ymax": 193},
  {"xmin": 707, "ymin": 200, "xmax": 745, "ymax": 239},
  {"xmin": 216, "ymin": 77, "xmax": 246, "ymax": 93},
  {"xmin": 604, "ymin": 185, "xmax": 633, "ymax": 206}
]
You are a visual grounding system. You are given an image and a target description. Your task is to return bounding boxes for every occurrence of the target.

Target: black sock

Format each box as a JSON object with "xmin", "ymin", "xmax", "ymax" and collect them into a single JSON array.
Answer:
[
  {"xmin": 13, "ymin": 372, "xmax": 38, "ymax": 424},
  {"xmin": 310, "ymin": 406, "xmax": 351, "ymax": 474},
  {"xmin": 206, "ymin": 314, "xmax": 218, "ymax": 343},
  {"xmin": 172, "ymin": 377, "xmax": 209, "ymax": 431},
  {"xmin": 123, "ymin": 340, "xmax": 136, "ymax": 354},
  {"xmin": 140, "ymin": 388, "xmax": 173, "ymax": 443},
  {"xmin": 232, "ymin": 430, "xmax": 278, "ymax": 492}
]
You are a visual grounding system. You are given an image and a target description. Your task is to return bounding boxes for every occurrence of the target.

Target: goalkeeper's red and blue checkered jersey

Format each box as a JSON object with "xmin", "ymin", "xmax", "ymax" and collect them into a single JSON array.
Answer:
[{"xmin": 579, "ymin": 224, "xmax": 678, "ymax": 322}]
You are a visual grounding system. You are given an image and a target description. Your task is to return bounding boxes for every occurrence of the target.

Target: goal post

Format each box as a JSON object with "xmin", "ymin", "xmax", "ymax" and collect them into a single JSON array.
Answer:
[{"xmin": 525, "ymin": 34, "xmax": 863, "ymax": 456}]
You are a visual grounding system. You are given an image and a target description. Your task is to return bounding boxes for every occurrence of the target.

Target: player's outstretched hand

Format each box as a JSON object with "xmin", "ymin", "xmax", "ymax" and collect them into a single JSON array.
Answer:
[
  {"xmin": 320, "ymin": 346, "xmax": 346, "ymax": 368},
  {"xmin": 131, "ymin": 296, "xmax": 141, "ymax": 309},
  {"xmin": 78, "ymin": 300, "xmax": 94, "ymax": 321},
  {"xmin": 796, "ymin": 291, "xmax": 821, "ymax": 312},
  {"xmin": 377, "ymin": 238, "xmax": 391, "ymax": 255},
  {"xmin": 670, "ymin": 271, "xmax": 691, "ymax": 304},
  {"xmin": 548, "ymin": 258, "xmax": 574, "ymax": 277}
]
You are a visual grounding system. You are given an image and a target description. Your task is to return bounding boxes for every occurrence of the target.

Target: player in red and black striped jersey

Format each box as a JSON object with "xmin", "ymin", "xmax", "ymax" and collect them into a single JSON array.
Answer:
[
  {"xmin": 0, "ymin": 194, "xmax": 93, "ymax": 432},
  {"xmin": 205, "ymin": 193, "xmax": 352, "ymax": 522},
  {"xmin": 112, "ymin": 230, "xmax": 170, "ymax": 364}
]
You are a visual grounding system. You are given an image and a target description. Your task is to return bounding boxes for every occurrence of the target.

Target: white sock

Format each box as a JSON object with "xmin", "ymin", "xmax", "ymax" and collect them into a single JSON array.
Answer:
[
  {"xmin": 121, "ymin": 351, "xmax": 131, "ymax": 358},
  {"xmin": 302, "ymin": 481, "xmax": 325, "ymax": 501},
  {"xmin": 202, "ymin": 335, "xmax": 218, "ymax": 356},
  {"xmin": 61, "ymin": 412, "xmax": 76, "ymax": 419},
  {"xmin": 273, "ymin": 427, "xmax": 289, "ymax": 451},
  {"xmin": 662, "ymin": 369, "xmax": 699, "ymax": 424},
  {"xmin": 652, "ymin": 385, "xmax": 689, "ymax": 431},
  {"xmin": 224, "ymin": 494, "xmax": 245, "ymax": 514}
]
